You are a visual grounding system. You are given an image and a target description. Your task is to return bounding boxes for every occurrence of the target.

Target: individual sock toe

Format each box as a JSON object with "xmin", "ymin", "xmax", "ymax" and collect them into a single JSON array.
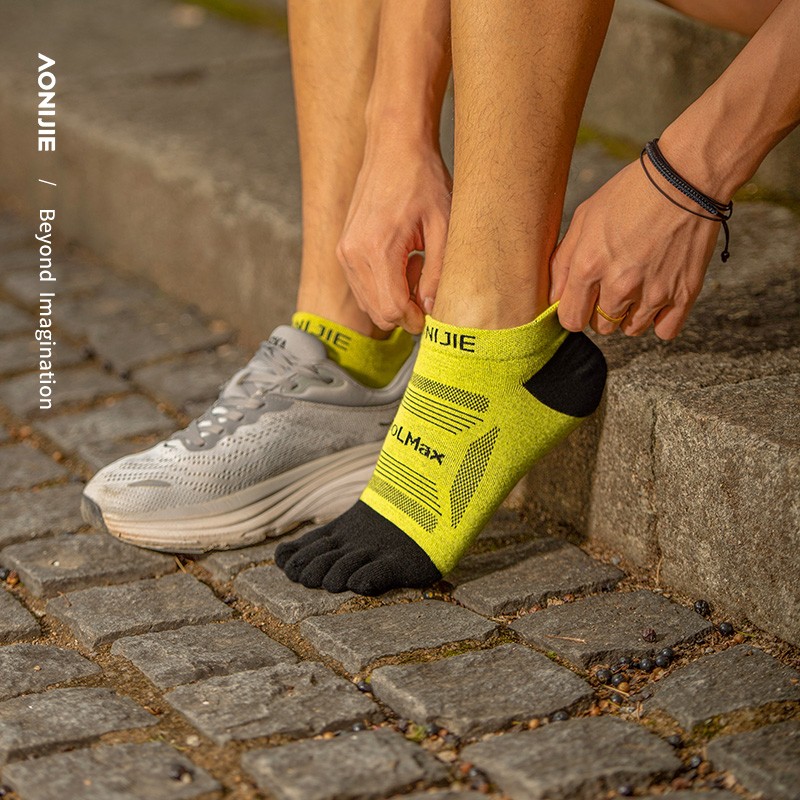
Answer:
[
  {"xmin": 297, "ymin": 548, "xmax": 347, "ymax": 588},
  {"xmin": 281, "ymin": 535, "xmax": 338, "ymax": 581},
  {"xmin": 321, "ymin": 549, "xmax": 374, "ymax": 593}
]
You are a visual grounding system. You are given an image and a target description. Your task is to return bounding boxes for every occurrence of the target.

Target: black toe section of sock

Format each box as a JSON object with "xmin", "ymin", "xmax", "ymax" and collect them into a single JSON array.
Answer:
[
  {"xmin": 277, "ymin": 501, "xmax": 441, "ymax": 596},
  {"xmin": 275, "ymin": 526, "xmax": 329, "ymax": 569}
]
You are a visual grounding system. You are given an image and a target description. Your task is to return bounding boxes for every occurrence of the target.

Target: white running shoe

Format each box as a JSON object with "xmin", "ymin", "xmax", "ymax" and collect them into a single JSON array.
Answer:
[{"xmin": 82, "ymin": 326, "xmax": 415, "ymax": 553}]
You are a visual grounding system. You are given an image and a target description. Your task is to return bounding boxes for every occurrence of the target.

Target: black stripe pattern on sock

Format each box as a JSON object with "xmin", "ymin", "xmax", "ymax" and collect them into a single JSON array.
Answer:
[
  {"xmin": 523, "ymin": 332, "xmax": 607, "ymax": 418},
  {"xmin": 450, "ymin": 427, "xmax": 498, "ymax": 527}
]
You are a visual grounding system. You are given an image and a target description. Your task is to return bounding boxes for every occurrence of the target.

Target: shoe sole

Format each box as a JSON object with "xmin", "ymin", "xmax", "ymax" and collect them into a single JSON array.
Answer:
[{"xmin": 81, "ymin": 440, "xmax": 382, "ymax": 553}]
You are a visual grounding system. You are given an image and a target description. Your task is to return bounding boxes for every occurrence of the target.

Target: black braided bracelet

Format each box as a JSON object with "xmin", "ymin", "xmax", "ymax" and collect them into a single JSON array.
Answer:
[{"xmin": 640, "ymin": 138, "xmax": 733, "ymax": 262}]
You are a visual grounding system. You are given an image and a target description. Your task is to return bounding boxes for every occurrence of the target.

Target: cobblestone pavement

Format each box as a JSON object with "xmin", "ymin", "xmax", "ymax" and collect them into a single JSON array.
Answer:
[{"xmin": 0, "ymin": 209, "xmax": 799, "ymax": 800}]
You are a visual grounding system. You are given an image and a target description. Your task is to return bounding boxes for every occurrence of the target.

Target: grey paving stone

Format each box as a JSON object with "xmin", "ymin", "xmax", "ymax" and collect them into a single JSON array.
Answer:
[
  {"xmin": 0, "ymin": 484, "xmax": 85, "ymax": 547},
  {"xmin": 34, "ymin": 395, "xmax": 174, "ymax": 451},
  {"xmin": 0, "ymin": 644, "xmax": 100, "ymax": 700},
  {"xmin": 0, "ymin": 219, "xmax": 28, "ymax": 252},
  {"xmin": 640, "ymin": 794, "xmax": 739, "ymax": 800},
  {"xmin": 3, "ymin": 741, "xmax": 221, "ymax": 800},
  {"xmin": 0, "ymin": 589, "xmax": 40, "ymax": 643},
  {"xmin": 47, "ymin": 573, "xmax": 233, "ymax": 649},
  {"xmin": 56, "ymin": 293, "xmax": 233, "ymax": 373},
  {"xmin": 200, "ymin": 527, "xmax": 311, "ymax": 582},
  {"xmin": 234, "ymin": 564, "xmax": 355, "ymax": 624},
  {"xmin": 111, "ymin": 619, "xmax": 297, "ymax": 689},
  {"xmin": 397, "ymin": 794, "xmax": 485, "ymax": 800},
  {"xmin": 76, "ymin": 438, "xmax": 153, "ymax": 472},
  {"xmin": 0, "ymin": 427, "xmax": 10, "ymax": 443},
  {"xmin": 371, "ymin": 643, "xmax": 594, "ymax": 738},
  {"xmin": 132, "ymin": 347, "xmax": 249, "ymax": 410},
  {"xmin": 241, "ymin": 728, "xmax": 448, "ymax": 800},
  {"xmin": 0, "ymin": 366, "xmax": 128, "ymax": 416},
  {"xmin": 1, "ymin": 258, "xmax": 110, "ymax": 303},
  {"xmin": 462, "ymin": 717, "xmax": 681, "ymax": 800},
  {"xmin": 642, "ymin": 645, "xmax": 800, "ymax": 731},
  {"xmin": 452, "ymin": 542, "xmax": 624, "ymax": 617},
  {"xmin": 299, "ymin": 600, "xmax": 498, "ymax": 674},
  {"xmin": 0, "ymin": 532, "xmax": 175, "ymax": 597},
  {"xmin": 0, "ymin": 444, "xmax": 68, "ymax": 491},
  {"xmin": 0, "ymin": 302, "xmax": 33, "ymax": 336},
  {"xmin": 512, "ymin": 590, "xmax": 713, "ymax": 669},
  {"xmin": 0, "ymin": 686, "xmax": 156, "ymax": 764},
  {"xmin": 706, "ymin": 721, "xmax": 800, "ymax": 800},
  {"xmin": 165, "ymin": 662, "xmax": 382, "ymax": 745},
  {"xmin": 0, "ymin": 334, "xmax": 87, "ymax": 376}
]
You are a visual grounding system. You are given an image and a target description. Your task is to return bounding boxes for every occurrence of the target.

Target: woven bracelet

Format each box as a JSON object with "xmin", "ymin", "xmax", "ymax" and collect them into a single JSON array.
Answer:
[{"xmin": 641, "ymin": 138, "xmax": 733, "ymax": 262}]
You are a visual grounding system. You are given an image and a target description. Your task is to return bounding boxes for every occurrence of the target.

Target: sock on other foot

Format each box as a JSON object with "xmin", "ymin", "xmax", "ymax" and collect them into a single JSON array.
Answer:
[
  {"xmin": 277, "ymin": 303, "xmax": 606, "ymax": 595},
  {"xmin": 292, "ymin": 312, "xmax": 414, "ymax": 388}
]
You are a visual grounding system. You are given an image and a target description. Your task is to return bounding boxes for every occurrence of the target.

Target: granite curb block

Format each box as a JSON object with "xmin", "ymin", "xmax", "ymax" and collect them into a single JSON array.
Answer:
[
  {"xmin": 462, "ymin": 716, "xmax": 681, "ymax": 800},
  {"xmin": 0, "ymin": 589, "xmax": 40, "ymax": 644},
  {"xmin": 241, "ymin": 728, "xmax": 449, "ymax": 800},
  {"xmin": 2, "ymin": 741, "xmax": 222, "ymax": 800},
  {"xmin": 165, "ymin": 662, "xmax": 382, "ymax": 745},
  {"xmin": 512, "ymin": 590, "xmax": 713, "ymax": 669},
  {"xmin": 370, "ymin": 643, "xmax": 594, "ymax": 738},
  {"xmin": 47, "ymin": 573, "xmax": 233, "ymax": 649},
  {"xmin": 642, "ymin": 645, "xmax": 800, "ymax": 731},
  {"xmin": 0, "ymin": 644, "xmax": 100, "ymax": 701},
  {"xmin": 706, "ymin": 720, "xmax": 800, "ymax": 800},
  {"xmin": 111, "ymin": 620, "xmax": 298, "ymax": 689},
  {"xmin": 0, "ymin": 532, "xmax": 176, "ymax": 597},
  {"xmin": 0, "ymin": 686, "xmax": 157, "ymax": 764},
  {"xmin": 234, "ymin": 563, "xmax": 356, "ymax": 624},
  {"xmin": 299, "ymin": 600, "xmax": 498, "ymax": 674}
]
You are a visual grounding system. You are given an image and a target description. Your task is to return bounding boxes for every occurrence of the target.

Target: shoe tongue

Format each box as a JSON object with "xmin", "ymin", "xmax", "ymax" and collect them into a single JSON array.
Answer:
[{"xmin": 266, "ymin": 325, "xmax": 328, "ymax": 363}]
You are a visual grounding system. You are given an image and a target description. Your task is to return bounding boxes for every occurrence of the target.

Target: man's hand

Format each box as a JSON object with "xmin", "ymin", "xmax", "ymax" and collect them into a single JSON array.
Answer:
[
  {"xmin": 337, "ymin": 136, "xmax": 452, "ymax": 334},
  {"xmin": 550, "ymin": 160, "xmax": 720, "ymax": 340}
]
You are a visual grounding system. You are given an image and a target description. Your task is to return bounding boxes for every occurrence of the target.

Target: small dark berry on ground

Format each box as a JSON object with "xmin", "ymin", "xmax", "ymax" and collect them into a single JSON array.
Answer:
[
  {"xmin": 355, "ymin": 680, "xmax": 371, "ymax": 693},
  {"xmin": 655, "ymin": 654, "xmax": 671, "ymax": 668},
  {"xmin": 617, "ymin": 785, "xmax": 634, "ymax": 797},
  {"xmin": 611, "ymin": 673, "xmax": 628, "ymax": 687},
  {"xmin": 0, "ymin": 786, "xmax": 10, "ymax": 798},
  {"xmin": 0, "ymin": 569, "xmax": 9, "ymax": 582},
  {"xmin": 222, "ymin": 595, "xmax": 236, "ymax": 604},
  {"xmin": 610, "ymin": 692, "xmax": 624, "ymax": 705},
  {"xmin": 617, "ymin": 656, "xmax": 631, "ymax": 667},
  {"xmin": 718, "ymin": 622, "xmax": 735, "ymax": 636},
  {"xmin": 551, "ymin": 710, "xmax": 569, "ymax": 722},
  {"xmin": 425, "ymin": 722, "xmax": 440, "ymax": 737},
  {"xmin": 694, "ymin": 599, "xmax": 711, "ymax": 617},
  {"xmin": 641, "ymin": 627, "xmax": 657, "ymax": 642},
  {"xmin": 595, "ymin": 668, "xmax": 613, "ymax": 683},
  {"xmin": 352, "ymin": 722, "xmax": 365, "ymax": 731},
  {"xmin": 688, "ymin": 754, "xmax": 702, "ymax": 769},
  {"xmin": 667, "ymin": 734, "xmax": 682, "ymax": 747},
  {"xmin": 660, "ymin": 647, "xmax": 675, "ymax": 659},
  {"xmin": 639, "ymin": 657, "xmax": 655, "ymax": 672},
  {"xmin": 396, "ymin": 718, "xmax": 409, "ymax": 732}
]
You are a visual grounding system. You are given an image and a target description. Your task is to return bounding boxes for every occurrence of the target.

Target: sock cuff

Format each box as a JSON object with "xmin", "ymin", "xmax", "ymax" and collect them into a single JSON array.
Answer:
[
  {"xmin": 422, "ymin": 302, "xmax": 565, "ymax": 362},
  {"xmin": 292, "ymin": 311, "xmax": 414, "ymax": 388}
]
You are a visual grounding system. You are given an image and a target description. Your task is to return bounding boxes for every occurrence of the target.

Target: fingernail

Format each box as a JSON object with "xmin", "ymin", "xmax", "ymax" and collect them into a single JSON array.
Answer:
[{"xmin": 423, "ymin": 297, "xmax": 434, "ymax": 315}]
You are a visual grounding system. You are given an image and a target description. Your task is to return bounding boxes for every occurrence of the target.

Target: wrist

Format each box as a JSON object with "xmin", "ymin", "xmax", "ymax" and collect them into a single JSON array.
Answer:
[{"xmin": 365, "ymin": 102, "xmax": 441, "ymax": 151}]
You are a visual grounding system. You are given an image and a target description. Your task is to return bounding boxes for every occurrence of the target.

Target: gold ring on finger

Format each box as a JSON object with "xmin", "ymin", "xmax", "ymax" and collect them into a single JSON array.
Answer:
[{"xmin": 595, "ymin": 304, "xmax": 628, "ymax": 325}]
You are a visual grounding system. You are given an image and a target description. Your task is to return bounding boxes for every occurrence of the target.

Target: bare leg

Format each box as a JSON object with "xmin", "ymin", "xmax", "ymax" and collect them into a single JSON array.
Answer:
[
  {"xmin": 289, "ymin": 0, "xmax": 384, "ymax": 337},
  {"xmin": 434, "ymin": 0, "xmax": 614, "ymax": 330},
  {"xmin": 657, "ymin": 0, "xmax": 781, "ymax": 36}
]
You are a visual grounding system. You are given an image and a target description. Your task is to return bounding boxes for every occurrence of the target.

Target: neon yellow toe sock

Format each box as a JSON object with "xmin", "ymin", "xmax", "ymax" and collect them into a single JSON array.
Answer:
[
  {"xmin": 276, "ymin": 303, "xmax": 607, "ymax": 596},
  {"xmin": 292, "ymin": 312, "xmax": 415, "ymax": 388}
]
